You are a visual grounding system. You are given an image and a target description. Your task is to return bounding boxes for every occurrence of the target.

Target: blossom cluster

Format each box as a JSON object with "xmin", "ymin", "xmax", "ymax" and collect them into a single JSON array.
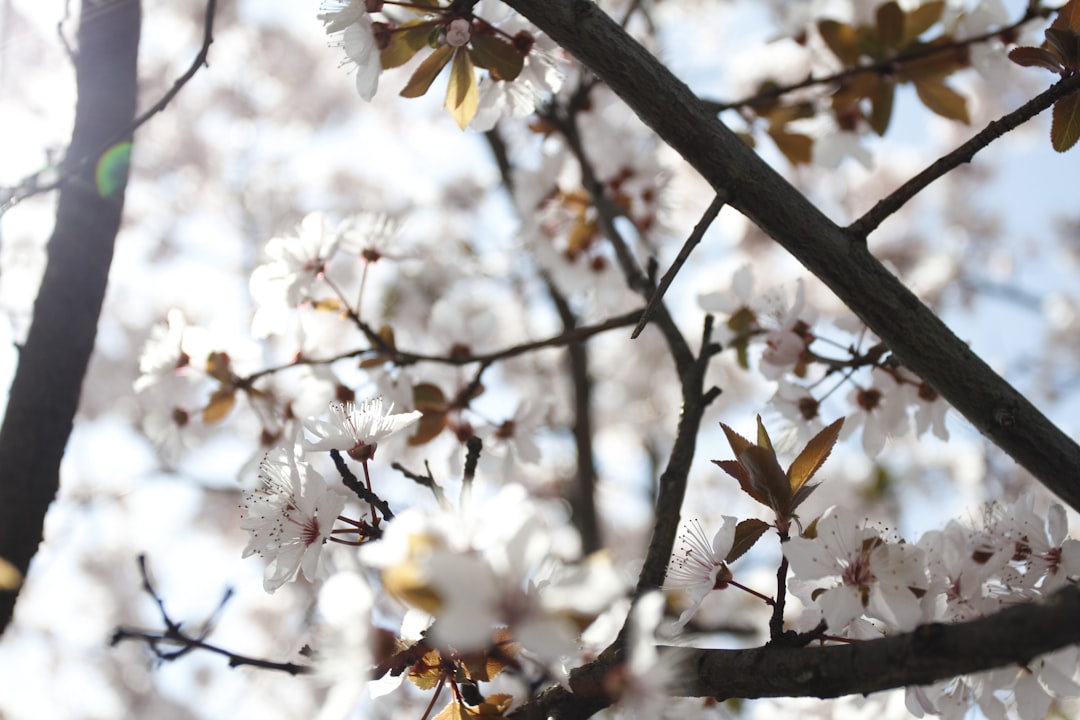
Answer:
[{"xmin": 699, "ymin": 265, "xmax": 950, "ymax": 457}]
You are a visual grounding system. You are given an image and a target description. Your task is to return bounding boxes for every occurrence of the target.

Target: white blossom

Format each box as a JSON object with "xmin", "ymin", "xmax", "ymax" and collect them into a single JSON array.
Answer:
[
  {"xmin": 785, "ymin": 506, "xmax": 928, "ymax": 632},
  {"xmin": 302, "ymin": 398, "xmax": 422, "ymax": 462},
  {"xmin": 241, "ymin": 448, "xmax": 347, "ymax": 592},
  {"xmin": 666, "ymin": 517, "xmax": 736, "ymax": 632},
  {"xmin": 319, "ymin": 1, "xmax": 380, "ymax": 100}
]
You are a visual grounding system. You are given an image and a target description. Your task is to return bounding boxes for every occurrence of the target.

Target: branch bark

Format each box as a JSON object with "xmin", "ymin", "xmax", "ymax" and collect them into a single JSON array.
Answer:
[
  {"xmin": 0, "ymin": 0, "xmax": 141, "ymax": 634},
  {"xmin": 511, "ymin": 584, "xmax": 1080, "ymax": 718},
  {"xmin": 502, "ymin": 0, "xmax": 1080, "ymax": 513}
]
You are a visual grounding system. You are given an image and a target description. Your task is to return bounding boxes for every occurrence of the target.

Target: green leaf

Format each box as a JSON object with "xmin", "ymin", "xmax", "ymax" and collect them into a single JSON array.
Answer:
[
  {"xmin": 725, "ymin": 518, "xmax": 771, "ymax": 564},
  {"xmin": 469, "ymin": 31, "xmax": 525, "ymax": 82},
  {"xmin": 869, "ymin": 77, "xmax": 895, "ymax": 135},
  {"xmin": 381, "ymin": 21, "xmax": 434, "ymax": 70},
  {"xmin": 1052, "ymin": 92, "xmax": 1080, "ymax": 152},
  {"xmin": 914, "ymin": 77, "xmax": 969, "ymax": 123},
  {"xmin": 400, "ymin": 44, "xmax": 453, "ymax": 98},
  {"xmin": 446, "ymin": 48, "xmax": 479, "ymax": 130},
  {"xmin": 818, "ymin": 20, "xmax": 860, "ymax": 66},
  {"xmin": 1008, "ymin": 45, "xmax": 1065, "ymax": 73}
]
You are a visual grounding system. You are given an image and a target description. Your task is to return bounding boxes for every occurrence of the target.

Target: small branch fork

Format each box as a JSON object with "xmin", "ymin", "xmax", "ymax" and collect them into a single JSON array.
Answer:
[
  {"xmin": 111, "ymin": 556, "xmax": 311, "ymax": 676},
  {"xmin": 849, "ymin": 70, "xmax": 1080, "ymax": 236}
]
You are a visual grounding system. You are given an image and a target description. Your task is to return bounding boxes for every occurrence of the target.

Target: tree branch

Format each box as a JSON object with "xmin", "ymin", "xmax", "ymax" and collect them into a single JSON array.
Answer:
[
  {"xmin": 0, "ymin": 0, "xmax": 141, "ymax": 635},
  {"xmin": 503, "ymin": 0, "xmax": 1080, "ymax": 513},
  {"xmin": 513, "ymin": 584, "xmax": 1080, "ymax": 718},
  {"xmin": 850, "ymin": 71, "xmax": 1080, "ymax": 236}
]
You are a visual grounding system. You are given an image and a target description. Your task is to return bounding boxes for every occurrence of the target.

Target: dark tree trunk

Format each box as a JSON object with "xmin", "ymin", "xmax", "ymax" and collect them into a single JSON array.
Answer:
[{"xmin": 0, "ymin": 0, "xmax": 141, "ymax": 634}]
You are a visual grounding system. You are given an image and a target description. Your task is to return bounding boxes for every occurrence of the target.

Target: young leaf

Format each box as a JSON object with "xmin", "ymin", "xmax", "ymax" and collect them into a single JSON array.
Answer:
[
  {"xmin": 818, "ymin": 20, "xmax": 860, "ymax": 66},
  {"xmin": 400, "ymin": 44, "xmax": 454, "ymax": 98},
  {"xmin": 1008, "ymin": 45, "xmax": 1065, "ymax": 73},
  {"xmin": 469, "ymin": 32, "xmax": 525, "ymax": 81},
  {"xmin": 876, "ymin": 2, "xmax": 904, "ymax": 50},
  {"xmin": 726, "ymin": 518, "xmax": 771, "ymax": 563},
  {"xmin": 381, "ymin": 21, "xmax": 435, "ymax": 70},
  {"xmin": 1052, "ymin": 92, "xmax": 1080, "ymax": 152},
  {"xmin": 754, "ymin": 414, "xmax": 774, "ymax": 453},
  {"xmin": 903, "ymin": 1, "xmax": 945, "ymax": 45},
  {"xmin": 767, "ymin": 128, "xmax": 814, "ymax": 165},
  {"xmin": 1052, "ymin": 0, "xmax": 1080, "ymax": 34},
  {"xmin": 869, "ymin": 77, "xmax": 895, "ymax": 136},
  {"xmin": 914, "ymin": 77, "xmax": 969, "ymax": 123},
  {"xmin": 1044, "ymin": 28, "xmax": 1080, "ymax": 71},
  {"xmin": 202, "ymin": 388, "xmax": 236, "ymax": 423},
  {"xmin": 446, "ymin": 48, "xmax": 479, "ymax": 130},
  {"xmin": 787, "ymin": 417, "xmax": 844, "ymax": 493}
]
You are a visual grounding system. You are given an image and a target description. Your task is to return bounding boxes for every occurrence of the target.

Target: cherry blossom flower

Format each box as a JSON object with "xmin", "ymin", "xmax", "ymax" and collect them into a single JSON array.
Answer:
[
  {"xmin": 784, "ymin": 506, "xmax": 928, "ymax": 632},
  {"xmin": 302, "ymin": 398, "xmax": 422, "ymax": 462},
  {"xmin": 841, "ymin": 367, "xmax": 910, "ymax": 457},
  {"xmin": 360, "ymin": 485, "xmax": 619, "ymax": 664},
  {"xmin": 240, "ymin": 448, "xmax": 347, "ymax": 592},
  {"xmin": 666, "ymin": 517, "xmax": 737, "ymax": 631},
  {"xmin": 319, "ymin": 1, "xmax": 380, "ymax": 100},
  {"xmin": 250, "ymin": 212, "xmax": 346, "ymax": 338}
]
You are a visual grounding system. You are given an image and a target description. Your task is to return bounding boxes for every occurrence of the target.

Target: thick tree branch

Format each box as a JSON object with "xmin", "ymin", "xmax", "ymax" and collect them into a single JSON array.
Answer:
[
  {"xmin": 513, "ymin": 583, "xmax": 1080, "ymax": 718},
  {"xmin": 503, "ymin": 0, "xmax": 1080, "ymax": 513},
  {"xmin": 0, "ymin": 0, "xmax": 141, "ymax": 635}
]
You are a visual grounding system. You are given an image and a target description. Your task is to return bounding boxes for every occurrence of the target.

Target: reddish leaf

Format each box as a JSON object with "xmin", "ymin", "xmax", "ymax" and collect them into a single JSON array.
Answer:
[
  {"xmin": 720, "ymin": 422, "xmax": 753, "ymax": 459},
  {"xmin": 1008, "ymin": 45, "xmax": 1065, "ymax": 73},
  {"xmin": 1052, "ymin": 92, "xmax": 1080, "ymax": 152},
  {"xmin": 1044, "ymin": 28, "xmax": 1080, "ymax": 70},
  {"xmin": 1052, "ymin": 0, "xmax": 1080, "ymax": 34},
  {"xmin": 726, "ymin": 518, "xmax": 771, "ymax": 563},
  {"xmin": 739, "ymin": 444, "xmax": 792, "ymax": 511}
]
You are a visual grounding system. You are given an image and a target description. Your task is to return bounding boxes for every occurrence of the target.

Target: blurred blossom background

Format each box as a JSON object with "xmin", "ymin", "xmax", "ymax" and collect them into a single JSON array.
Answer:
[{"xmin": 1, "ymin": 0, "xmax": 1080, "ymax": 717}]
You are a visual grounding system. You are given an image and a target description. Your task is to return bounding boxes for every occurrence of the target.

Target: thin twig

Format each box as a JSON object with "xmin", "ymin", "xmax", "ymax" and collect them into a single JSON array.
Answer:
[
  {"xmin": 702, "ymin": 5, "xmax": 1048, "ymax": 114},
  {"xmin": 632, "ymin": 191, "xmax": 728, "ymax": 338},
  {"xmin": 330, "ymin": 449, "xmax": 394, "ymax": 520},
  {"xmin": 112, "ymin": 555, "xmax": 310, "ymax": 675},
  {"xmin": 1, "ymin": 0, "xmax": 218, "ymax": 214},
  {"xmin": 238, "ymin": 308, "xmax": 644, "ymax": 386},
  {"xmin": 850, "ymin": 71, "xmax": 1080, "ymax": 237}
]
